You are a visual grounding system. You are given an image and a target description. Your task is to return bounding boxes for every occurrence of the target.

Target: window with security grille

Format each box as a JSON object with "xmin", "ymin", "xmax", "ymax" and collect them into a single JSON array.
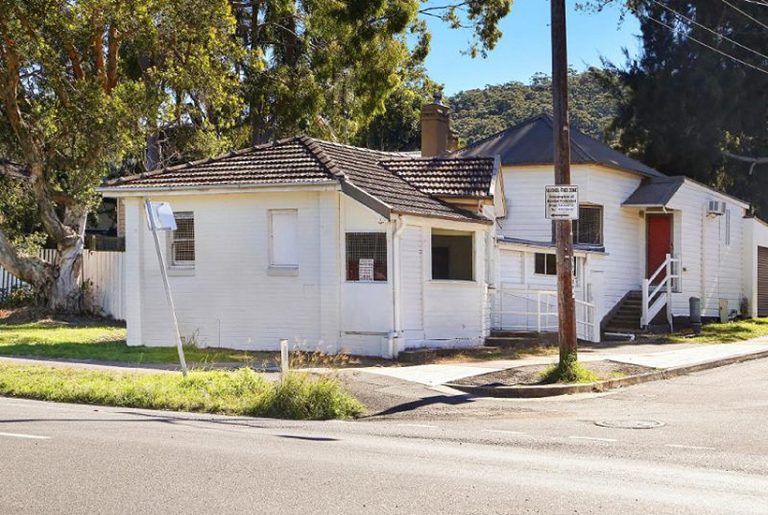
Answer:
[
  {"xmin": 171, "ymin": 212, "xmax": 195, "ymax": 266},
  {"xmin": 346, "ymin": 233, "xmax": 387, "ymax": 281},
  {"xmin": 575, "ymin": 205, "xmax": 603, "ymax": 245},
  {"xmin": 551, "ymin": 205, "xmax": 603, "ymax": 246}
]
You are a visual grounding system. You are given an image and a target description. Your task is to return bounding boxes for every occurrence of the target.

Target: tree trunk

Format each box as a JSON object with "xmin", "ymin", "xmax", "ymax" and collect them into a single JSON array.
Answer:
[
  {"xmin": 46, "ymin": 239, "xmax": 85, "ymax": 313},
  {"xmin": 43, "ymin": 208, "xmax": 88, "ymax": 313}
]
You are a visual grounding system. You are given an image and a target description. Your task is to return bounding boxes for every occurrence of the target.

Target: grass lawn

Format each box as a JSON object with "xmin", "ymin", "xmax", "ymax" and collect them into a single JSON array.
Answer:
[
  {"xmin": 665, "ymin": 318, "xmax": 768, "ymax": 344},
  {"xmin": 0, "ymin": 320, "xmax": 276, "ymax": 366},
  {"xmin": 0, "ymin": 364, "xmax": 363, "ymax": 419}
]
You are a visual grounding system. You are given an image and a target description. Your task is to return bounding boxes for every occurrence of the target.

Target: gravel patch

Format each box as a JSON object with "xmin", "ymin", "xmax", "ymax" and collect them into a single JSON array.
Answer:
[{"xmin": 453, "ymin": 360, "xmax": 653, "ymax": 387}]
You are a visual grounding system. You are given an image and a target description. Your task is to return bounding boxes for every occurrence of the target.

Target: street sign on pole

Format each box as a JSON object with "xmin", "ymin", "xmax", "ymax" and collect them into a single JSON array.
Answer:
[
  {"xmin": 545, "ymin": 185, "xmax": 579, "ymax": 220},
  {"xmin": 144, "ymin": 199, "xmax": 188, "ymax": 377},
  {"xmin": 145, "ymin": 201, "xmax": 177, "ymax": 231}
]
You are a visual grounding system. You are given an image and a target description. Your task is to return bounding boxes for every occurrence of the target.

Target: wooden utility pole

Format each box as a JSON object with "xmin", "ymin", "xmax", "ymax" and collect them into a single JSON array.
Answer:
[{"xmin": 551, "ymin": 0, "xmax": 578, "ymax": 368}]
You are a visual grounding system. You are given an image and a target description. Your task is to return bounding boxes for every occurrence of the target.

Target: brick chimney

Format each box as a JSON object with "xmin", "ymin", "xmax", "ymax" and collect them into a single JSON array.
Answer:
[{"xmin": 421, "ymin": 93, "xmax": 457, "ymax": 157}]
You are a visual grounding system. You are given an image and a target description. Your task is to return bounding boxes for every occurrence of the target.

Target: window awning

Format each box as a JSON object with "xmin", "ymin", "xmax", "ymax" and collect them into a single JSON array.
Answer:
[{"xmin": 622, "ymin": 177, "xmax": 685, "ymax": 207}]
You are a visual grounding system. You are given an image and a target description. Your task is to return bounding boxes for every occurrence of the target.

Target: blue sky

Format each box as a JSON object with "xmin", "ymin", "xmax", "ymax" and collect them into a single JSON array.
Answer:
[{"xmin": 422, "ymin": 0, "xmax": 642, "ymax": 95}]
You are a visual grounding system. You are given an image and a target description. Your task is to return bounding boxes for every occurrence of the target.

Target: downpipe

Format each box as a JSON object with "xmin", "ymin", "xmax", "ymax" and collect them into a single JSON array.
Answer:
[{"xmin": 390, "ymin": 216, "xmax": 407, "ymax": 359}]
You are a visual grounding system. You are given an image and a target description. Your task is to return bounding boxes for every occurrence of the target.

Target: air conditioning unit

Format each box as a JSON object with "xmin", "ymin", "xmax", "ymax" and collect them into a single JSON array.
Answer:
[{"xmin": 707, "ymin": 200, "xmax": 726, "ymax": 216}]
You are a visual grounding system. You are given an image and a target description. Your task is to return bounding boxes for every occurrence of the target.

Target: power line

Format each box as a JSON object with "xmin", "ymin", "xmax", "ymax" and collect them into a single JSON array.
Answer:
[
  {"xmin": 735, "ymin": 0, "xmax": 768, "ymax": 8},
  {"xmin": 642, "ymin": 13, "xmax": 768, "ymax": 75},
  {"xmin": 652, "ymin": 0, "xmax": 768, "ymax": 62},
  {"xmin": 720, "ymin": 0, "xmax": 768, "ymax": 30}
]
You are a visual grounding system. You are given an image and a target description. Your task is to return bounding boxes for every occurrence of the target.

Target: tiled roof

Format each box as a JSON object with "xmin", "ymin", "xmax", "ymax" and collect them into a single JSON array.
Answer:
[
  {"xmin": 310, "ymin": 140, "xmax": 490, "ymax": 222},
  {"xmin": 105, "ymin": 138, "xmax": 335, "ymax": 188},
  {"xmin": 456, "ymin": 113, "xmax": 666, "ymax": 179},
  {"xmin": 104, "ymin": 136, "xmax": 496, "ymax": 224},
  {"xmin": 379, "ymin": 157, "xmax": 496, "ymax": 198}
]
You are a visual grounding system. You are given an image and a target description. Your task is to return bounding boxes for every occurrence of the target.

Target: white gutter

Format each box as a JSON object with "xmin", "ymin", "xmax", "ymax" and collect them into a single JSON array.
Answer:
[{"xmin": 98, "ymin": 181, "xmax": 339, "ymax": 197}]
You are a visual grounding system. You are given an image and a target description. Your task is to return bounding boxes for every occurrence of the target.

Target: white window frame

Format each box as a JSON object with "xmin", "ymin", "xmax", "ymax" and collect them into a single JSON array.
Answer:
[
  {"xmin": 534, "ymin": 253, "xmax": 557, "ymax": 276},
  {"xmin": 551, "ymin": 204, "xmax": 604, "ymax": 246},
  {"xmin": 534, "ymin": 252, "xmax": 579, "ymax": 281},
  {"xmin": 168, "ymin": 211, "xmax": 195, "ymax": 269},
  {"xmin": 268, "ymin": 209, "xmax": 299, "ymax": 271},
  {"xmin": 430, "ymin": 230, "xmax": 475, "ymax": 282}
]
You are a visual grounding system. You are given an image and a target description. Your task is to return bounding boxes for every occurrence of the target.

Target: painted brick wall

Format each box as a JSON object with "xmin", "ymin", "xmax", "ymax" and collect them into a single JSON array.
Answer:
[{"xmin": 124, "ymin": 190, "xmax": 340, "ymax": 352}]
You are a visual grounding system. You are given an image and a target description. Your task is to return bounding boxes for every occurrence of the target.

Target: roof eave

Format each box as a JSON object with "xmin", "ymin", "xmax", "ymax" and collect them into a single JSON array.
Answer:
[
  {"xmin": 392, "ymin": 209, "xmax": 493, "ymax": 225},
  {"xmin": 339, "ymin": 180, "xmax": 392, "ymax": 220},
  {"xmin": 98, "ymin": 180, "xmax": 339, "ymax": 197}
]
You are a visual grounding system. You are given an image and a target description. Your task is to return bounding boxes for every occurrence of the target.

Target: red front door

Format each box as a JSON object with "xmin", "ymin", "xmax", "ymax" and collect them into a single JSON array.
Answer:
[{"xmin": 647, "ymin": 214, "xmax": 673, "ymax": 282}]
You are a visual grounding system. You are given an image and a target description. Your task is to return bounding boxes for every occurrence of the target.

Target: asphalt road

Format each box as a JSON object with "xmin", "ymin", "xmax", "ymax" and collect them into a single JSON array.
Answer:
[{"xmin": 2, "ymin": 359, "xmax": 768, "ymax": 514}]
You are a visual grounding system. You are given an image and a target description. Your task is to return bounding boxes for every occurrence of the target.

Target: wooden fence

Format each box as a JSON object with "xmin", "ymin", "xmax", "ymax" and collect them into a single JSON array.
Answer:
[{"xmin": 0, "ymin": 249, "xmax": 125, "ymax": 320}]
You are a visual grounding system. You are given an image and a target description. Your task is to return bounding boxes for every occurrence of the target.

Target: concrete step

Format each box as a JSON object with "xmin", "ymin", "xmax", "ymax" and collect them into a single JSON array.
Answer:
[
  {"xmin": 611, "ymin": 316, "xmax": 641, "ymax": 324},
  {"xmin": 397, "ymin": 346, "xmax": 503, "ymax": 364},
  {"xmin": 484, "ymin": 334, "xmax": 558, "ymax": 348},
  {"xmin": 489, "ymin": 330, "xmax": 540, "ymax": 338}
]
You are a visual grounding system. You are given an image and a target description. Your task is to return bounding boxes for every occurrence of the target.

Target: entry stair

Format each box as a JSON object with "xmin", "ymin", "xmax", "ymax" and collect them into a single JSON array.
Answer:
[{"xmin": 603, "ymin": 290, "xmax": 671, "ymax": 339}]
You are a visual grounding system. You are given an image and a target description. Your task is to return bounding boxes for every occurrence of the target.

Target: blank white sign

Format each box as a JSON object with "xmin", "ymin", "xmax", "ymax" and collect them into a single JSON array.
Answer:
[{"xmin": 145, "ymin": 201, "xmax": 177, "ymax": 231}]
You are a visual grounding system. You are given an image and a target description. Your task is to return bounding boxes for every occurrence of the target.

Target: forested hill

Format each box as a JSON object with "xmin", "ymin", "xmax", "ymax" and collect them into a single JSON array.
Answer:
[{"xmin": 447, "ymin": 70, "xmax": 618, "ymax": 146}]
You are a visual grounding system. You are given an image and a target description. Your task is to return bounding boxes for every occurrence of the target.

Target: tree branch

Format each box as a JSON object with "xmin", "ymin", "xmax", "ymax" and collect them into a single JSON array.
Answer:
[
  {"xmin": 0, "ymin": 158, "xmax": 30, "ymax": 179},
  {"xmin": 0, "ymin": 223, "xmax": 52, "ymax": 288},
  {"xmin": 723, "ymin": 151, "xmax": 768, "ymax": 174},
  {"xmin": 65, "ymin": 41, "xmax": 85, "ymax": 81},
  {"xmin": 92, "ymin": 11, "xmax": 106, "ymax": 89},
  {"xmin": 105, "ymin": 24, "xmax": 120, "ymax": 92},
  {"xmin": 0, "ymin": 31, "xmax": 78, "ymax": 246}
]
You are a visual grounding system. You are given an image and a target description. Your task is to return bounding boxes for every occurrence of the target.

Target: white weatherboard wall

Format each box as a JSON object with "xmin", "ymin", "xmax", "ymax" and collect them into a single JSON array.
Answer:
[
  {"xmin": 398, "ymin": 216, "xmax": 493, "ymax": 349},
  {"xmin": 666, "ymin": 181, "xmax": 748, "ymax": 318},
  {"xmin": 123, "ymin": 190, "xmax": 341, "ymax": 352},
  {"xmin": 498, "ymin": 164, "xmax": 644, "ymax": 320},
  {"xmin": 742, "ymin": 217, "xmax": 768, "ymax": 318}
]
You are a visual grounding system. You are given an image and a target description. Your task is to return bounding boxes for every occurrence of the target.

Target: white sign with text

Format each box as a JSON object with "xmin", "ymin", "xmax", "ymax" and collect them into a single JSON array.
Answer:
[{"xmin": 545, "ymin": 185, "xmax": 579, "ymax": 220}]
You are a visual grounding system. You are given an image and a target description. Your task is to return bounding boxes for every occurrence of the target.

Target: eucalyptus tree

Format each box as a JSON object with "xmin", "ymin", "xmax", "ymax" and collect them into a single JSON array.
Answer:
[
  {"xmin": 229, "ymin": 0, "xmax": 513, "ymax": 144},
  {"xmin": 0, "ymin": 0, "xmax": 241, "ymax": 311}
]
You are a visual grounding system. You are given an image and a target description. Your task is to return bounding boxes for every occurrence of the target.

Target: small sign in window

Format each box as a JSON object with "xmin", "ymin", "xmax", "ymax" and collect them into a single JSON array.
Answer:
[{"xmin": 358, "ymin": 258, "xmax": 375, "ymax": 282}]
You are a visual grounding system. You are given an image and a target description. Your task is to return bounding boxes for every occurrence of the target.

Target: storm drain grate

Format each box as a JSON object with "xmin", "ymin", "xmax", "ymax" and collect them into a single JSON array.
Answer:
[{"xmin": 594, "ymin": 419, "xmax": 666, "ymax": 429}]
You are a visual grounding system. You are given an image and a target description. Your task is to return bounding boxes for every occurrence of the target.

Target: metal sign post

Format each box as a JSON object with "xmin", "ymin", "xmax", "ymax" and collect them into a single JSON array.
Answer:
[{"xmin": 144, "ymin": 199, "xmax": 189, "ymax": 376}]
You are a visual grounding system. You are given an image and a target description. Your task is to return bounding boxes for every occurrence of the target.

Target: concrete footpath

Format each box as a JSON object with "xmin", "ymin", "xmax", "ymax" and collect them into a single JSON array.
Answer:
[{"xmin": 358, "ymin": 339, "xmax": 768, "ymax": 387}]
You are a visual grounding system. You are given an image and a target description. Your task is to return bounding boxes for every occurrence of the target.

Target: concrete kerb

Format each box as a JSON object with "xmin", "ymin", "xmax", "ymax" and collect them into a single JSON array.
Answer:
[{"xmin": 445, "ymin": 348, "xmax": 768, "ymax": 398}]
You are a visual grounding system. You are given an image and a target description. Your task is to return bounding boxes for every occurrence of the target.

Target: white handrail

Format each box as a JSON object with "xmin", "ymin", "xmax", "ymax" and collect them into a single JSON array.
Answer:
[
  {"xmin": 491, "ymin": 288, "xmax": 599, "ymax": 342},
  {"xmin": 647, "ymin": 258, "xmax": 668, "ymax": 285},
  {"xmin": 641, "ymin": 254, "xmax": 680, "ymax": 329}
]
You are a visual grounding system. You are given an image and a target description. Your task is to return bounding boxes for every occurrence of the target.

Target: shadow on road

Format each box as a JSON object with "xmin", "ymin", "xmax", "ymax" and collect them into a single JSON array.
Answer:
[
  {"xmin": 365, "ymin": 394, "xmax": 478, "ymax": 418},
  {"xmin": 278, "ymin": 434, "xmax": 339, "ymax": 442}
]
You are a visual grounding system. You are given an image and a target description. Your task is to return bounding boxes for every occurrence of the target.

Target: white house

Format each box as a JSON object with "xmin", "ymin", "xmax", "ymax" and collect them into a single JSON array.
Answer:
[
  {"xmin": 101, "ymin": 126, "xmax": 504, "ymax": 357},
  {"xmin": 457, "ymin": 113, "xmax": 768, "ymax": 335},
  {"xmin": 101, "ymin": 102, "xmax": 768, "ymax": 357}
]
